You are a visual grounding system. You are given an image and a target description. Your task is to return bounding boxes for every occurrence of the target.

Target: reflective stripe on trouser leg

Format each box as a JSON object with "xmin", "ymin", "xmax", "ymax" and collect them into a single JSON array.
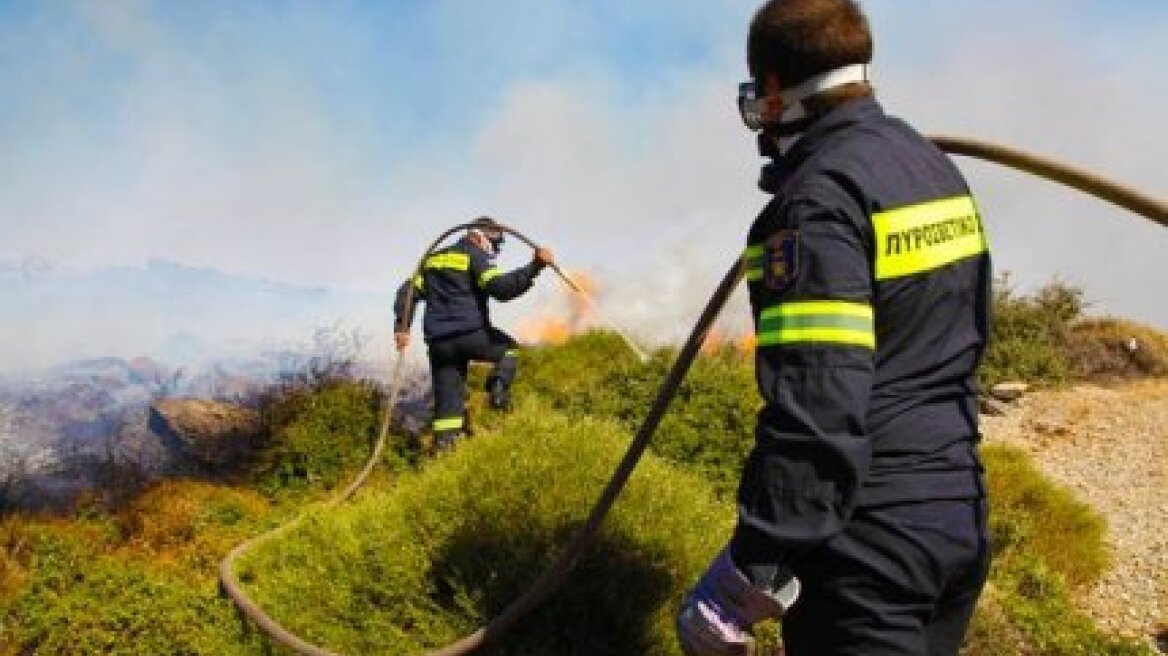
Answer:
[
  {"xmin": 432, "ymin": 415, "xmax": 465, "ymax": 450},
  {"xmin": 429, "ymin": 344, "xmax": 468, "ymax": 436},
  {"xmin": 432, "ymin": 416, "xmax": 464, "ymax": 433}
]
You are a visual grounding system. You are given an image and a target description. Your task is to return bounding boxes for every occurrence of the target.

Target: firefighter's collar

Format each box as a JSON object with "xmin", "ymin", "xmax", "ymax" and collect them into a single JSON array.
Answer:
[
  {"xmin": 779, "ymin": 64, "xmax": 869, "ymax": 108},
  {"xmin": 774, "ymin": 64, "xmax": 869, "ymax": 154}
]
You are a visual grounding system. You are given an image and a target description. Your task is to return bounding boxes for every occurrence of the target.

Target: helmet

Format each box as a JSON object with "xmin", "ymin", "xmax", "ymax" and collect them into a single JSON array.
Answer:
[{"xmin": 469, "ymin": 216, "xmax": 505, "ymax": 253}]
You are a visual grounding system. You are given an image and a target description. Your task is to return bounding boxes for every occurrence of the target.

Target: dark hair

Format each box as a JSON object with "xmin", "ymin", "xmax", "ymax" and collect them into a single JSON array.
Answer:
[{"xmin": 747, "ymin": 0, "xmax": 872, "ymax": 85}]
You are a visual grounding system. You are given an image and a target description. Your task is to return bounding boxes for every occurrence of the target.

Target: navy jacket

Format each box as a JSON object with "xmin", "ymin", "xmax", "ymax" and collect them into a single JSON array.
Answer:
[
  {"xmin": 739, "ymin": 96, "xmax": 992, "ymax": 555},
  {"xmin": 395, "ymin": 237, "xmax": 542, "ymax": 340}
]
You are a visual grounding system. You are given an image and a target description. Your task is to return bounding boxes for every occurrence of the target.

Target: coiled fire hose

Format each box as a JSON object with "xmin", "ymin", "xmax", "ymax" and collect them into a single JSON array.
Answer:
[{"xmin": 219, "ymin": 136, "xmax": 1167, "ymax": 656}]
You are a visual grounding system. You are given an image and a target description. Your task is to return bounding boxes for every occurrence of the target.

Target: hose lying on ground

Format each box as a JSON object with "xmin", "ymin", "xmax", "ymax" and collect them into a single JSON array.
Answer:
[{"xmin": 219, "ymin": 136, "xmax": 1167, "ymax": 656}]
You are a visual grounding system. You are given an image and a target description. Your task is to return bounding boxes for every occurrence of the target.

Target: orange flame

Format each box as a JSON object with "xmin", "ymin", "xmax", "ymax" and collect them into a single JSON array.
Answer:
[
  {"xmin": 738, "ymin": 332, "xmax": 757, "ymax": 354},
  {"xmin": 518, "ymin": 269, "xmax": 598, "ymax": 345},
  {"xmin": 701, "ymin": 328, "xmax": 727, "ymax": 355},
  {"xmin": 519, "ymin": 269, "xmax": 755, "ymax": 357},
  {"xmin": 701, "ymin": 327, "xmax": 756, "ymax": 357}
]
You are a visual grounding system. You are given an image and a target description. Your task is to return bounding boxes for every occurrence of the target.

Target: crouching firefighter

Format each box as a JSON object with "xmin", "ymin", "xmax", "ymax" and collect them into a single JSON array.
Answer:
[
  {"xmin": 678, "ymin": 1, "xmax": 991, "ymax": 655},
  {"xmin": 394, "ymin": 217, "xmax": 555, "ymax": 450}
]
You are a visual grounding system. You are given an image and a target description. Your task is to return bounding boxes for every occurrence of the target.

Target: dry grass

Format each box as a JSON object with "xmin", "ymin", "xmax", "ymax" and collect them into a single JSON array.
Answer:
[
  {"xmin": 0, "ymin": 514, "xmax": 118, "ymax": 601},
  {"xmin": 114, "ymin": 480, "xmax": 269, "ymax": 577},
  {"xmin": 1068, "ymin": 318, "xmax": 1168, "ymax": 382}
]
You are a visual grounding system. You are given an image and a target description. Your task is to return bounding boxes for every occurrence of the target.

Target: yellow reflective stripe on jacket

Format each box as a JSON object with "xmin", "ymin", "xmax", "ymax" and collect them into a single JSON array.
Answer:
[
  {"xmin": 432, "ymin": 416, "xmax": 464, "ymax": 431},
  {"xmin": 424, "ymin": 252, "xmax": 470, "ymax": 272},
  {"xmin": 743, "ymin": 244, "xmax": 766, "ymax": 282},
  {"xmin": 873, "ymin": 195, "xmax": 987, "ymax": 280},
  {"xmin": 411, "ymin": 273, "xmax": 424, "ymax": 291},
  {"xmin": 757, "ymin": 300, "xmax": 875, "ymax": 349},
  {"xmin": 478, "ymin": 267, "xmax": 501, "ymax": 287}
]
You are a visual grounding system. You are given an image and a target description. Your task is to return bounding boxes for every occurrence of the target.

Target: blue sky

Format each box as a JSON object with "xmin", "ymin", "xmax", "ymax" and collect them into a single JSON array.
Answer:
[{"xmin": 1, "ymin": 0, "xmax": 1167, "ymax": 366}]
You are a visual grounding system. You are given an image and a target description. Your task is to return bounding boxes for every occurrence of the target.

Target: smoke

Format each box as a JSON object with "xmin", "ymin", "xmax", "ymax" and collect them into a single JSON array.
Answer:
[
  {"xmin": 473, "ymin": 1, "xmax": 1168, "ymax": 337},
  {"xmin": 1, "ymin": 0, "xmax": 1164, "ymax": 379},
  {"xmin": 869, "ymin": 0, "xmax": 1168, "ymax": 326}
]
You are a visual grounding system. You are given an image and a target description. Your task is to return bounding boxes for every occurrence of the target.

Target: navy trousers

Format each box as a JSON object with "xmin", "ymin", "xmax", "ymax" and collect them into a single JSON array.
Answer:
[
  {"xmin": 426, "ymin": 328, "xmax": 518, "ymax": 441},
  {"xmin": 733, "ymin": 498, "xmax": 989, "ymax": 656}
]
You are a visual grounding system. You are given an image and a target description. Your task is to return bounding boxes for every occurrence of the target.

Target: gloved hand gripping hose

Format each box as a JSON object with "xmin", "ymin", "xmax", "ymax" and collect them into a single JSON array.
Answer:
[
  {"xmin": 220, "ymin": 137, "xmax": 1166, "ymax": 656},
  {"xmin": 431, "ymin": 223, "xmax": 649, "ymax": 361}
]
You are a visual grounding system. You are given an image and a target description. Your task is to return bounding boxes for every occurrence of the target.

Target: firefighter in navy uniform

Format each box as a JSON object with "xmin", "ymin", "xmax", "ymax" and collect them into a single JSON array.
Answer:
[
  {"xmin": 677, "ymin": 1, "xmax": 992, "ymax": 655},
  {"xmin": 394, "ymin": 217, "xmax": 554, "ymax": 450}
]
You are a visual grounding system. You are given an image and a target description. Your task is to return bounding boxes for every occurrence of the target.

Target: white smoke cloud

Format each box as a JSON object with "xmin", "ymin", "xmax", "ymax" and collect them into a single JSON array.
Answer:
[
  {"xmin": 475, "ymin": 0, "xmax": 1168, "ymax": 338},
  {"xmin": 1, "ymin": 0, "xmax": 1164, "ymax": 375},
  {"xmin": 871, "ymin": 0, "xmax": 1167, "ymax": 326}
]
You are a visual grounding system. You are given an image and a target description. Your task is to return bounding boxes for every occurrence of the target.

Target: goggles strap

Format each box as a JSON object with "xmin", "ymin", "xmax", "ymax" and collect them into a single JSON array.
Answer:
[{"xmin": 778, "ymin": 63, "xmax": 869, "ymax": 107}]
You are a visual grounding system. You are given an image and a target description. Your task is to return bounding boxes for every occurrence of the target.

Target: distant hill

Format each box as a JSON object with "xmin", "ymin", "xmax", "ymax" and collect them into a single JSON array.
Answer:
[{"xmin": 0, "ymin": 257, "xmax": 386, "ymax": 370}]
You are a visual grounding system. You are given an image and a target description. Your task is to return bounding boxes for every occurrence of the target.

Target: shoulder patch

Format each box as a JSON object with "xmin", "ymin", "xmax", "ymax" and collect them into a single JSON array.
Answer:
[{"xmin": 764, "ymin": 230, "xmax": 799, "ymax": 292}]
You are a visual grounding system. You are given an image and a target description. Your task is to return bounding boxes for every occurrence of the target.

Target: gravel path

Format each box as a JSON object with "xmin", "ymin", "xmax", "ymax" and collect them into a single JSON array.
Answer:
[{"xmin": 980, "ymin": 379, "xmax": 1168, "ymax": 652}]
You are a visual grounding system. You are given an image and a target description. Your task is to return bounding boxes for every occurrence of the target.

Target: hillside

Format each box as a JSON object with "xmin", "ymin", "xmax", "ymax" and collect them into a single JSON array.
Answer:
[
  {"xmin": 982, "ymin": 379, "xmax": 1168, "ymax": 651},
  {"xmin": 2, "ymin": 317, "xmax": 1167, "ymax": 654}
]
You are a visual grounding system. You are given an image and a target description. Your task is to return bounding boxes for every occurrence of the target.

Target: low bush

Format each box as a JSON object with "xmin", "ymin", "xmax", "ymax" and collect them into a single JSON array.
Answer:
[
  {"xmin": 981, "ymin": 445, "xmax": 1108, "ymax": 589},
  {"xmin": 255, "ymin": 380, "xmax": 409, "ymax": 499},
  {"xmin": 1067, "ymin": 317, "xmax": 1168, "ymax": 381},
  {"xmin": 1, "ymin": 332, "xmax": 1157, "ymax": 654},
  {"xmin": 0, "ymin": 511, "xmax": 261, "ymax": 655},
  {"xmin": 514, "ymin": 331, "xmax": 756, "ymax": 497},
  {"xmin": 981, "ymin": 276, "xmax": 1084, "ymax": 387},
  {"xmin": 3, "ymin": 554, "xmax": 259, "ymax": 655},
  {"xmin": 115, "ymin": 480, "xmax": 270, "ymax": 577},
  {"xmin": 238, "ymin": 396, "xmax": 731, "ymax": 655},
  {"xmin": 961, "ymin": 444, "xmax": 1149, "ymax": 655}
]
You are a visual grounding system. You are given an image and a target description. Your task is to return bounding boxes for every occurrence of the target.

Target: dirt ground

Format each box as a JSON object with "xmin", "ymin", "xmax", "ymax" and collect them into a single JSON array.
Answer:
[{"xmin": 980, "ymin": 378, "xmax": 1168, "ymax": 652}]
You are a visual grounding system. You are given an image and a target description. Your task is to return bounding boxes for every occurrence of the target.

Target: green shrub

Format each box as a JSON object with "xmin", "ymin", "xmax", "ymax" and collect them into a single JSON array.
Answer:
[
  {"xmin": 961, "ymin": 445, "xmax": 1150, "ymax": 655},
  {"xmin": 513, "ymin": 331, "xmax": 757, "ymax": 497},
  {"xmin": 964, "ymin": 557, "xmax": 1151, "ymax": 656},
  {"xmin": 5, "ymin": 563, "xmax": 260, "ymax": 655},
  {"xmin": 981, "ymin": 276, "xmax": 1084, "ymax": 387},
  {"xmin": 981, "ymin": 445, "xmax": 1108, "ymax": 589},
  {"xmin": 1, "ymin": 522, "xmax": 261, "ymax": 655},
  {"xmin": 115, "ymin": 480, "xmax": 270, "ymax": 578},
  {"xmin": 2, "ymin": 334, "xmax": 1155, "ymax": 655},
  {"xmin": 256, "ymin": 380, "xmax": 409, "ymax": 499},
  {"xmin": 238, "ymin": 397, "xmax": 732, "ymax": 655}
]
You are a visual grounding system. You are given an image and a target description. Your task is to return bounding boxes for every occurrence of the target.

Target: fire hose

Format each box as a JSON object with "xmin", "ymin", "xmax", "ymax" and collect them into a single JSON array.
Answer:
[{"xmin": 219, "ymin": 136, "xmax": 1167, "ymax": 656}]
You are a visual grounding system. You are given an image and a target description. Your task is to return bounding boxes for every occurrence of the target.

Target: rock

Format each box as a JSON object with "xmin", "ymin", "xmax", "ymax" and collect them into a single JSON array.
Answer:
[
  {"xmin": 979, "ymin": 394, "xmax": 1010, "ymax": 416},
  {"xmin": 149, "ymin": 399, "xmax": 262, "ymax": 467},
  {"xmin": 990, "ymin": 381, "xmax": 1029, "ymax": 402}
]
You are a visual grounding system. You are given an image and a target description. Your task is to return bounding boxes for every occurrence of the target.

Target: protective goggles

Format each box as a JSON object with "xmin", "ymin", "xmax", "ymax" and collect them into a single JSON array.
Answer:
[
  {"xmin": 737, "ymin": 81, "xmax": 767, "ymax": 132},
  {"xmin": 737, "ymin": 64, "xmax": 870, "ymax": 133}
]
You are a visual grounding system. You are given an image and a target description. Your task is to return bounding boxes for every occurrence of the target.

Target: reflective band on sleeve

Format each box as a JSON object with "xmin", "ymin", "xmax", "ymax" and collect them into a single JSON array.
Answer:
[
  {"xmin": 757, "ymin": 300, "xmax": 875, "ymax": 349},
  {"xmin": 412, "ymin": 274, "xmax": 424, "ymax": 291},
  {"xmin": 425, "ymin": 252, "xmax": 471, "ymax": 272},
  {"xmin": 743, "ymin": 244, "xmax": 766, "ymax": 282},
  {"xmin": 873, "ymin": 195, "xmax": 987, "ymax": 280},
  {"xmin": 478, "ymin": 267, "xmax": 501, "ymax": 287},
  {"xmin": 432, "ymin": 416, "xmax": 464, "ymax": 432}
]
